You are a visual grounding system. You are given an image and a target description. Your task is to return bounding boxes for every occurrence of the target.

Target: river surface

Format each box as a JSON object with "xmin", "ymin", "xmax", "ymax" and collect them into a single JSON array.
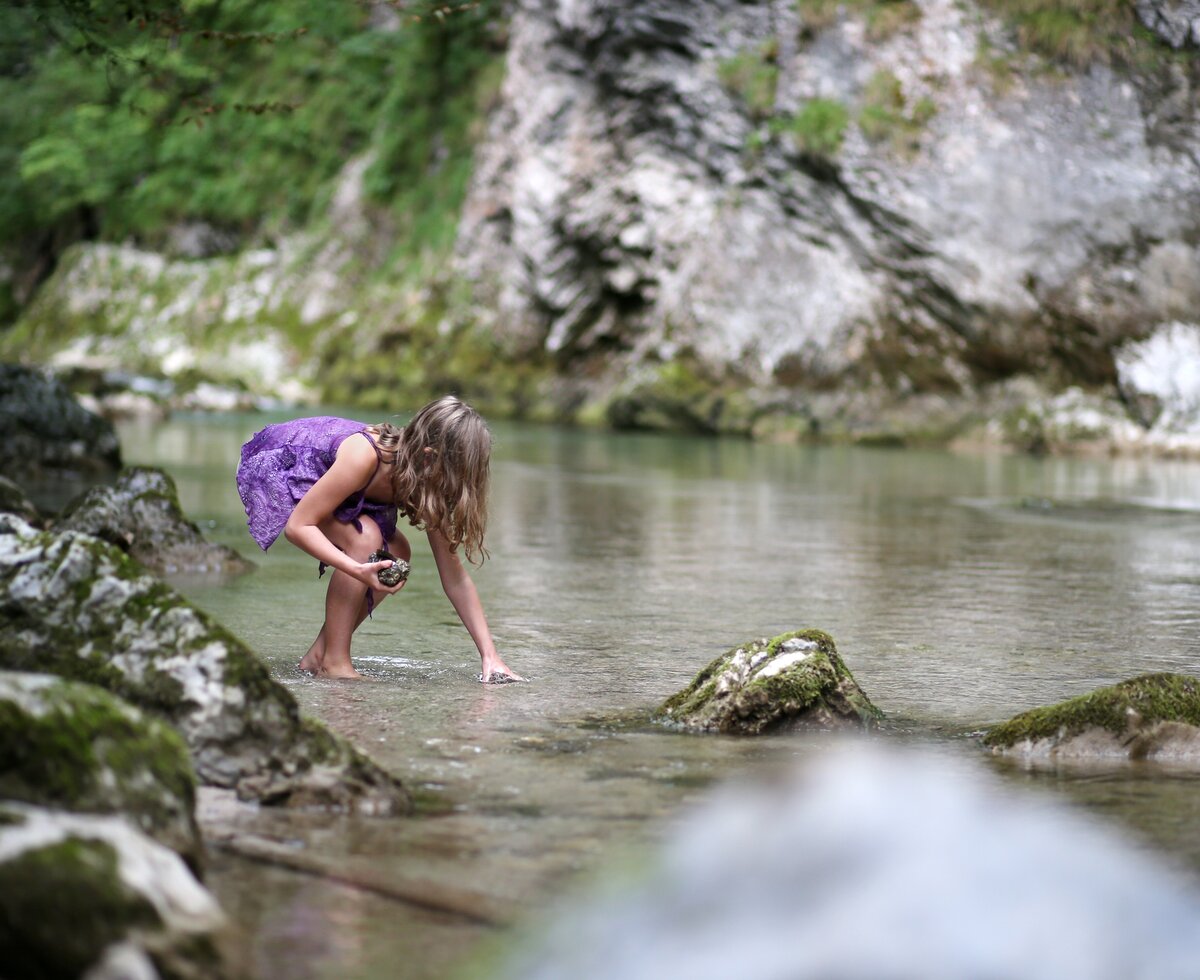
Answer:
[{"xmin": 117, "ymin": 411, "xmax": 1200, "ymax": 979}]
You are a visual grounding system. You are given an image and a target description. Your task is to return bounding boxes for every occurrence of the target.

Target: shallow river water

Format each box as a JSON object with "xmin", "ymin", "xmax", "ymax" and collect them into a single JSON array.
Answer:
[{"xmin": 117, "ymin": 411, "xmax": 1200, "ymax": 979}]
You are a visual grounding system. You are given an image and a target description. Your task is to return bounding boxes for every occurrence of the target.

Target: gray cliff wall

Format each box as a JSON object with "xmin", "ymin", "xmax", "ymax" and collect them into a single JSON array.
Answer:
[{"xmin": 457, "ymin": 0, "xmax": 1200, "ymax": 405}]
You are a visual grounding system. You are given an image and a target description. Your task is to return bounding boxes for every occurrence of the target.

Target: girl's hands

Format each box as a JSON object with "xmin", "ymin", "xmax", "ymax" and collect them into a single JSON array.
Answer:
[{"xmin": 356, "ymin": 559, "xmax": 408, "ymax": 594}]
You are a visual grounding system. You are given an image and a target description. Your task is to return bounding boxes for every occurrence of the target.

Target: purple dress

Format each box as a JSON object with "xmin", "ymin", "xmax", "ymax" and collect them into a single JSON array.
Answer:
[{"xmin": 236, "ymin": 416, "xmax": 399, "ymax": 552}]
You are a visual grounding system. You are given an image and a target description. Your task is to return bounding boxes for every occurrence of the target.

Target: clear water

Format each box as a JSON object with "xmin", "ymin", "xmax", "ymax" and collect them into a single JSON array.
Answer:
[{"xmin": 117, "ymin": 412, "xmax": 1200, "ymax": 979}]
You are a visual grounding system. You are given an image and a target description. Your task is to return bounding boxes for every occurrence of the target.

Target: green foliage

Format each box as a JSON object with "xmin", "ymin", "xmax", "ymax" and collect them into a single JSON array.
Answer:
[
  {"xmin": 1, "ymin": 1, "xmax": 505, "ymax": 269},
  {"xmin": 858, "ymin": 70, "xmax": 936, "ymax": 157},
  {"xmin": 796, "ymin": 0, "xmax": 922, "ymax": 40},
  {"xmin": 718, "ymin": 41, "xmax": 780, "ymax": 120},
  {"xmin": 975, "ymin": 0, "xmax": 1173, "ymax": 68},
  {"xmin": 773, "ymin": 98, "xmax": 850, "ymax": 157}
]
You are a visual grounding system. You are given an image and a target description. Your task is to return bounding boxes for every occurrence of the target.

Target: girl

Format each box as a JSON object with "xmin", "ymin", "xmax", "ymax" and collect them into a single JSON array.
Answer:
[{"xmin": 236, "ymin": 396, "xmax": 521, "ymax": 682}]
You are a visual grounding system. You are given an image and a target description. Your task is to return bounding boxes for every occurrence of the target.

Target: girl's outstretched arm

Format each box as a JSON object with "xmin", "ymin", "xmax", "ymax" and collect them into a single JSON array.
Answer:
[
  {"xmin": 283, "ymin": 434, "xmax": 402, "ymax": 593},
  {"xmin": 428, "ymin": 528, "xmax": 522, "ymax": 682}
]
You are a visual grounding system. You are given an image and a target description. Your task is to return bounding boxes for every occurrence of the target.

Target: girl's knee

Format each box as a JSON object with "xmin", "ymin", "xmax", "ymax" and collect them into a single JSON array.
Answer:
[{"xmin": 320, "ymin": 514, "xmax": 384, "ymax": 560}]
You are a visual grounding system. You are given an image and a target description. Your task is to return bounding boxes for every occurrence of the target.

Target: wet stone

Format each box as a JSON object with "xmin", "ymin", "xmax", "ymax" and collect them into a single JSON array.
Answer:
[
  {"xmin": 983, "ymin": 673, "xmax": 1200, "ymax": 764},
  {"xmin": 655, "ymin": 629, "xmax": 883, "ymax": 735}
]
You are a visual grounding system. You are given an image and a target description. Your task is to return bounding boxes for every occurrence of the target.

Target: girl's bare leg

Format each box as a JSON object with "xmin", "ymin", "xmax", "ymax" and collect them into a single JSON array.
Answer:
[{"xmin": 297, "ymin": 521, "xmax": 410, "ymax": 677}]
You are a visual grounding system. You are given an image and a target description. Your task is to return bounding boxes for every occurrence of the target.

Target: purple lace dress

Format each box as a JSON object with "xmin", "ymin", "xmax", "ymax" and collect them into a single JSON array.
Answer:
[{"xmin": 236, "ymin": 416, "xmax": 399, "ymax": 552}]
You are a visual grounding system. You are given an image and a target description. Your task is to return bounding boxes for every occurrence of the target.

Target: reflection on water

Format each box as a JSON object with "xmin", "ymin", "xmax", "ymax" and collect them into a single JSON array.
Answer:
[{"xmin": 117, "ymin": 412, "xmax": 1200, "ymax": 979}]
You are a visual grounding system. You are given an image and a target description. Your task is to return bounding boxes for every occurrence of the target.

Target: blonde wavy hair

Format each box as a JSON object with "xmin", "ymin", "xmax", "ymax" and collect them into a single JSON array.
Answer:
[{"xmin": 371, "ymin": 396, "xmax": 492, "ymax": 564}]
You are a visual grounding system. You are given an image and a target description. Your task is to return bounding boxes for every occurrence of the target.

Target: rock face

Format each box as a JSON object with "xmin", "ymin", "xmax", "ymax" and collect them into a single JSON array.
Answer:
[
  {"xmin": 0, "ymin": 672, "xmax": 201, "ymax": 870},
  {"xmin": 0, "ymin": 803, "xmax": 226, "ymax": 980},
  {"xmin": 0, "ymin": 362, "xmax": 121, "ymax": 480},
  {"xmin": 0, "ymin": 515, "xmax": 410, "ymax": 813},
  {"xmin": 1136, "ymin": 0, "xmax": 1200, "ymax": 48},
  {"xmin": 457, "ymin": 0, "xmax": 1200, "ymax": 438},
  {"xmin": 58, "ymin": 466, "xmax": 254, "ymax": 579},
  {"xmin": 656, "ymin": 629, "xmax": 882, "ymax": 734},
  {"xmin": 983, "ymin": 673, "xmax": 1200, "ymax": 762}
]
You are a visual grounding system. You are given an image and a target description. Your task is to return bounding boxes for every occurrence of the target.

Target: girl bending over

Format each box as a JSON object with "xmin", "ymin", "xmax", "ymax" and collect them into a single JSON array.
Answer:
[{"xmin": 236, "ymin": 395, "xmax": 521, "ymax": 682}]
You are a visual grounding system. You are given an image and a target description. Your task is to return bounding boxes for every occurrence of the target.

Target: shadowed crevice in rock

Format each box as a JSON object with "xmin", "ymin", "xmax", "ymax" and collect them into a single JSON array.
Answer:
[{"xmin": 656, "ymin": 629, "xmax": 883, "ymax": 734}]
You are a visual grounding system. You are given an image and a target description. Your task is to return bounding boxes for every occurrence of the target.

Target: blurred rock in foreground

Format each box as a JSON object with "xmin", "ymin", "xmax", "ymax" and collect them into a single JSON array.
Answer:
[
  {"xmin": 0, "ymin": 802, "xmax": 226, "ymax": 980},
  {"xmin": 498, "ymin": 742, "xmax": 1200, "ymax": 980},
  {"xmin": 0, "ymin": 672, "xmax": 202, "ymax": 871},
  {"xmin": 656, "ymin": 630, "xmax": 882, "ymax": 734},
  {"xmin": 984, "ymin": 673, "xmax": 1200, "ymax": 763}
]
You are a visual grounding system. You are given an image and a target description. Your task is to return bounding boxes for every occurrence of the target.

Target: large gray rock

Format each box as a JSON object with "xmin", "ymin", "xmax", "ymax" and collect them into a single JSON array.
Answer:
[
  {"xmin": 0, "ymin": 362, "xmax": 121, "ymax": 479},
  {"xmin": 0, "ymin": 803, "xmax": 226, "ymax": 980},
  {"xmin": 498, "ymin": 743, "xmax": 1200, "ymax": 980},
  {"xmin": 58, "ymin": 466, "xmax": 254, "ymax": 579},
  {"xmin": 983, "ymin": 673, "xmax": 1200, "ymax": 763},
  {"xmin": 0, "ymin": 672, "xmax": 201, "ymax": 870},
  {"xmin": 0, "ymin": 515, "xmax": 410, "ymax": 813},
  {"xmin": 457, "ymin": 0, "xmax": 1200, "ymax": 427},
  {"xmin": 656, "ymin": 630, "xmax": 883, "ymax": 734}
]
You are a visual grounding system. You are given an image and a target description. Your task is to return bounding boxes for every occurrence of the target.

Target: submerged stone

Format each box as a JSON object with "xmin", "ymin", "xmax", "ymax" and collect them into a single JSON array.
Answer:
[
  {"xmin": 0, "ymin": 803, "xmax": 227, "ymax": 980},
  {"xmin": 0, "ymin": 515, "xmax": 410, "ymax": 814},
  {"xmin": 983, "ymin": 673, "xmax": 1200, "ymax": 763},
  {"xmin": 656, "ymin": 629, "xmax": 882, "ymax": 734},
  {"xmin": 58, "ymin": 465, "xmax": 254, "ymax": 579},
  {"xmin": 0, "ymin": 672, "xmax": 201, "ymax": 871}
]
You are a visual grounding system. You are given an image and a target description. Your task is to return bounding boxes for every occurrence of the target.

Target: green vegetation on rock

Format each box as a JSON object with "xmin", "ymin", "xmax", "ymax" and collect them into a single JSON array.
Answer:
[
  {"xmin": 718, "ymin": 42, "xmax": 780, "ymax": 120},
  {"xmin": 796, "ymin": 0, "xmax": 922, "ymax": 40},
  {"xmin": 858, "ymin": 71, "xmax": 937, "ymax": 157},
  {"xmin": 983, "ymin": 673, "xmax": 1200, "ymax": 749},
  {"xmin": 773, "ymin": 98, "xmax": 851, "ymax": 157},
  {"xmin": 0, "ymin": 674, "xmax": 199, "ymax": 866},
  {"xmin": 657, "ymin": 629, "xmax": 883, "ymax": 734}
]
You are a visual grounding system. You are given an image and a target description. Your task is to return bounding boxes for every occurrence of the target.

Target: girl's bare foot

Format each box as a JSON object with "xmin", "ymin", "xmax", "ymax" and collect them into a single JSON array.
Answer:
[
  {"xmin": 479, "ymin": 659, "xmax": 524, "ymax": 683},
  {"xmin": 318, "ymin": 664, "xmax": 365, "ymax": 680},
  {"xmin": 297, "ymin": 651, "xmax": 322, "ymax": 673}
]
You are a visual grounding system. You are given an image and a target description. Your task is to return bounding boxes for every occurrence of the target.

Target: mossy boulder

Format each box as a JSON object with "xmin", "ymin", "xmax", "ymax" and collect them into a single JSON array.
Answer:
[
  {"xmin": 0, "ymin": 362, "xmax": 121, "ymax": 480},
  {"xmin": 0, "ymin": 515, "xmax": 410, "ymax": 813},
  {"xmin": 58, "ymin": 466, "xmax": 254, "ymax": 579},
  {"xmin": 0, "ymin": 803, "xmax": 227, "ymax": 979},
  {"xmin": 983, "ymin": 673, "xmax": 1200, "ymax": 763},
  {"xmin": 0, "ymin": 672, "xmax": 201, "ymax": 871},
  {"xmin": 656, "ymin": 630, "xmax": 883, "ymax": 734}
]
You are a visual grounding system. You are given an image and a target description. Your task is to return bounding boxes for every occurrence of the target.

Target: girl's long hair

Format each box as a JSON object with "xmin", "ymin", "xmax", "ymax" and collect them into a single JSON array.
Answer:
[{"xmin": 373, "ymin": 396, "xmax": 491, "ymax": 564}]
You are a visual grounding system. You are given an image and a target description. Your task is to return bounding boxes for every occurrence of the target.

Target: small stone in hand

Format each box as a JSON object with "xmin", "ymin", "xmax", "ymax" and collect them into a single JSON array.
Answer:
[{"xmin": 368, "ymin": 550, "xmax": 410, "ymax": 587}]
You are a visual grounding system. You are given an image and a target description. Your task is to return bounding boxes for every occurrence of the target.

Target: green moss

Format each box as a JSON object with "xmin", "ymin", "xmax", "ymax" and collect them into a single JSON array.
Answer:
[
  {"xmin": 983, "ymin": 673, "xmax": 1200, "ymax": 748},
  {"xmin": 772, "ymin": 99, "xmax": 850, "ymax": 158},
  {"xmin": 0, "ymin": 837, "xmax": 160, "ymax": 979},
  {"xmin": 858, "ymin": 71, "xmax": 937, "ymax": 158},
  {"xmin": 975, "ymin": 0, "xmax": 1178, "ymax": 71},
  {"xmin": 657, "ymin": 629, "xmax": 882, "ymax": 733},
  {"xmin": 718, "ymin": 42, "xmax": 781, "ymax": 120},
  {"xmin": 0, "ymin": 681, "xmax": 196, "ymax": 845},
  {"xmin": 796, "ymin": 0, "xmax": 922, "ymax": 40},
  {"xmin": 605, "ymin": 358, "xmax": 758, "ymax": 436}
]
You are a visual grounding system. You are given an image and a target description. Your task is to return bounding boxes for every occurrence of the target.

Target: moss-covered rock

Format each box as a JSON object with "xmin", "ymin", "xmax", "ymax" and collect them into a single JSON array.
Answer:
[
  {"xmin": 0, "ymin": 672, "xmax": 201, "ymax": 871},
  {"xmin": 0, "ymin": 515, "xmax": 410, "ymax": 813},
  {"xmin": 0, "ymin": 362, "xmax": 121, "ymax": 481},
  {"xmin": 983, "ymin": 673, "xmax": 1200, "ymax": 762},
  {"xmin": 655, "ymin": 629, "xmax": 883, "ymax": 734},
  {"xmin": 0, "ymin": 803, "xmax": 227, "ymax": 979},
  {"xmin": 57, "ymin": 466, "xmax": 254, "ymax": 579}
]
